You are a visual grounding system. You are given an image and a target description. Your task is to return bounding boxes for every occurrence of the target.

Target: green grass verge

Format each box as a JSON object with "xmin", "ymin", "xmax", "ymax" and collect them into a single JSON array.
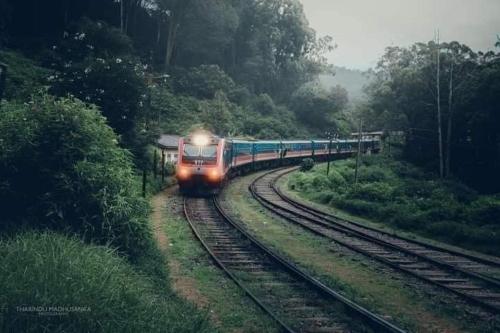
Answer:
[
  {"xmin": 0, "ymin": 231, "xmax": 214, "ymax": 333},
  {"xmin": 158, "ymin": 191, "xmax": 279, "ymax": 333}
]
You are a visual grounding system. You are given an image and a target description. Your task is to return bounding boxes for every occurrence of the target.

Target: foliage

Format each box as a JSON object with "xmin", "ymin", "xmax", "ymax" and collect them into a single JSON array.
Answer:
[
  {"xmin": 290, "ymin": 82, "xmax": 349, "ymax": 134},
  {"xmin": 172, "ymin": 64, "xmax": 236, "ymax": 99},
  {"xmin": 300, "ymin": 158, "xmax": 315, "ymax": 172},
  {"xmin": 0, "ymin": 50, "xmax": 50, "ymax": 101},
  {"xmin": 0, "ymin": 232, "xmax": 213, "ymax": 333},
  {"xmin": 151, "ymin": 70, "xmax": 312, "ymax": 139},
  {"xmin": 363, "ymin": 41, "xmax": 500, "ymax": 191},
  {"xmin": 43, "ymin": 19, "xmax": 150, "ymax": 152},
  {"xmin": 289, "ymin": 154, "xmax": 500, "ymax": 254},
  {"xmin": 0, "ymin": 94, "xmax": 152, "ymax": 259},
  {"xmin": 2, "ymin": 0, "xmax": 333, "ymax": 101}
]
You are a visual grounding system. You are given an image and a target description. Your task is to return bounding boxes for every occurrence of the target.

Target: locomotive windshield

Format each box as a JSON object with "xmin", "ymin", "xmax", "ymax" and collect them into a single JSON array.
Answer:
[{"xmin": 182, "ymin": 144, "xmax": 217, "ymax": 165}]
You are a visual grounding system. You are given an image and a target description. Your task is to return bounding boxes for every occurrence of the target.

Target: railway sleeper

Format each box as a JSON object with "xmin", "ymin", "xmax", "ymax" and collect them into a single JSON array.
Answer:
[
  {"xmin": 303, "ymin": 326, "xmax": 346, "ymax": 333},
  {"xmin": 428, "ymin": 277, "xmax": 470, "ymax": 283},
  {"xmin": 446, "ymin": 283, "xmax": 482, "ymax": 290}
]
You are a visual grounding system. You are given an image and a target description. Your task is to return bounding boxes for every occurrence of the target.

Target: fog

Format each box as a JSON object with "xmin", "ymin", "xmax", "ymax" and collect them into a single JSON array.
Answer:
[{"xmin": 300, "ymin": 0, "xmax": 500, "ymax": 69}]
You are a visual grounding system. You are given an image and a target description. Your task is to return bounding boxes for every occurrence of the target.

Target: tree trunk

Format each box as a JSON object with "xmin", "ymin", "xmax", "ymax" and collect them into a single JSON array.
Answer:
[
  {"xmin": 120, "ymin": 0, "xmax": 125, "ymax": 33},
  {"xmin": 63, "ymin": 0, "xmax": 70, "ymax": 29},
  {"xmin": 445, "ymin": 61, "xmax": 454, "ymax": 178},
  {"xmin": 165, "ymin": 14, "xmax": 179, "ymax": 68},
  {"xmin": 436, "ymin": 32, "xmax": 444, "ymax": 179},
  {"xmin": 156, "ymin": 17, "xmax": 162, "ymax": 48}
]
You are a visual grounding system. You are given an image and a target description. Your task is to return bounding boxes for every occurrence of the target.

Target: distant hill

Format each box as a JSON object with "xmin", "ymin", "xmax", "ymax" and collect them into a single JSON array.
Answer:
[{"xmin": 319, "ymin": 67, "xmax": 372, "ymax": 101}]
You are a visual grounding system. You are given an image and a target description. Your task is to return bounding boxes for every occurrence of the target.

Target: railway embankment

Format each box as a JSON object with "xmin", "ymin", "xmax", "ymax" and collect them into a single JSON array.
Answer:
[
  {"xmin": 285, "ymin": 154, "xmax": 500, "ymax": 257},
  {"xmin": 218, "ymin": 171, "xmax": 499, "ymax": 332}
]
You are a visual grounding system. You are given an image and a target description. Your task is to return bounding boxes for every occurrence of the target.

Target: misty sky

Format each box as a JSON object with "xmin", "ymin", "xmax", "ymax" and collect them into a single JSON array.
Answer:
[{"xmin": 300, "ymin": 0, "xmax": 500, "ymax": 70}]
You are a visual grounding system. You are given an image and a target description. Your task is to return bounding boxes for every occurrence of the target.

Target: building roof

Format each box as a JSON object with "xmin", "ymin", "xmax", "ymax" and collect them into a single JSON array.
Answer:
[
  {"xmin": 351, "ymin": 131, "xmax": 384, "ymax": 136},
  {"xmin": 157, "ymin": 134, "xmax": 180, "ymax": 149}
]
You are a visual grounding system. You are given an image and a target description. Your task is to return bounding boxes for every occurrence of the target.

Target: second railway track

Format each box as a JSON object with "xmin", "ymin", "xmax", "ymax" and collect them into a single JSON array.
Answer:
[
  {"xmin": 250, "ymin": 167, "xmax": 500, "ymax": 315},
  {"xmin": 184, "ymin": 196, "xmax": 405, "ymax": 333}
]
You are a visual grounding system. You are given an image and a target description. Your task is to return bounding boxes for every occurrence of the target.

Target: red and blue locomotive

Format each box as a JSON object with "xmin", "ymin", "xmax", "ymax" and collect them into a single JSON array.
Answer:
[{"xmin": 176, "ymin": 131, "xmax": 380, "ymax": 193}]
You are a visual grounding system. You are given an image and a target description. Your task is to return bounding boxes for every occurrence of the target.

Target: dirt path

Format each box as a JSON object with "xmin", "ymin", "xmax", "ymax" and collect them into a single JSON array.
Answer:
[{"xmin": 151, "ymin": 187, "xmax": 211, "ymax": 309}]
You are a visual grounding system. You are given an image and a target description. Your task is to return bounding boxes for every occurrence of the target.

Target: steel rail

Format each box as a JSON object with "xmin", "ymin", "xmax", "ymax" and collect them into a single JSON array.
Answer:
[
  {"xmin": 183, "ymin": 196, "xmax": 406, "ymax": 333},
  {"xmin": 250, "ymin": 169, "xmax": 500, "ymax": 314},
  {"xmin": 273, "ymin": 167, "xmax": 500, "ymax": 270}
]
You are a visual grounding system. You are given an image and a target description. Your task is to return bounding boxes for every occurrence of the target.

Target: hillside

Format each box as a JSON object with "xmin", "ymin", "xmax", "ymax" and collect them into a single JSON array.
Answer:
[{"xmin": 319, "ymin": 67, "xmax": 372, "ymax": 101}]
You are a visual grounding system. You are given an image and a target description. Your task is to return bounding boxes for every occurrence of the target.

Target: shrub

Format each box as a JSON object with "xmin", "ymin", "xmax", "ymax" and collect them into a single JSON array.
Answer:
[
  {"xmin": 357, "ymin": 165, "xmax": 394, "ymax": 182},
  {"xmin": 327, "ymin": 169, "xmax": 347, "ymax": 188},
  {"xmin": 349, "ymin": 182, "xmax": 394, "ymax": 202},
  {"xmin": 0, "ymin": 94, "xmax": 151, "ymax": 259},
  {"xmin": 300, "ymin": 158, "xmax": 315, "ymax": 172},
  {"xmin": 425, "ymin": 221, "xmax": 468, "ymax": 243},
  {"xmin": 467, "ymin": 197, "xmax": 500, "ymax": 226},
  {"xmin": 335, "ymin": 198, "xmax": 380, "ymax": 219},
  {"xmin": 0, "ymin": 232, "xmax": 213, "ymax": 333},
  {"xmin": 0, "ymin": 50, "xmax": 50, "ymax": 101}
]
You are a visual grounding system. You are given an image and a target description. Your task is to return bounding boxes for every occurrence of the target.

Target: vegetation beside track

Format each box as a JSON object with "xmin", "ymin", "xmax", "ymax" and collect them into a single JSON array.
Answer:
[
  {"xmin": 0, "ymin": 232, "xmax": 213, "ymax": 333},
  {"xmin": 221, "ymin": 172, "xmax": 498, "ymax": 333},
  {"xmin": 153, "ymin": 190, "xmax": 279, "ymax": 333},
  {"xmin": 0, "ymin": 95, "xmax": 214, "ymax": 331},
  {"xmin": 288, "ymin": 154, "xmax": 500, "ymax": 256}
]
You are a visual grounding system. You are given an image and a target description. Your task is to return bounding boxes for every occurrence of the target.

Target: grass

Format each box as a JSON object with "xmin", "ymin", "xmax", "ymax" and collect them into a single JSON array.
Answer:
[
  {"xmin": 153, "ymin": 189, "xmax": 279, "ymax": 333},
  {"xmin": 0, "ymin": 231, "xmax": 214, "ymax": 333},
  {"xmin": 220, "ymin": 171, "xmax": 500, "ymax": 333},
  {"xmin": 287, "ymin": 154, "xmax": 500, "ymax": 256}
]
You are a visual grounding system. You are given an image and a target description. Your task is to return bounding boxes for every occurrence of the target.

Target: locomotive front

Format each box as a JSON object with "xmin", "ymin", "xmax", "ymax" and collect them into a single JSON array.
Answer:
[{"xmin": 176, "ymin": 131, "xmax": 224, "ymax": 193}]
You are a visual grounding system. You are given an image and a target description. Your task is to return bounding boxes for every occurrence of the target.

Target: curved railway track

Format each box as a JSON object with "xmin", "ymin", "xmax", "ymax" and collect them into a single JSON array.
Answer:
[
  {"xmin": 250, "ymin": 167, "xmax": 500, "ymax": 315},
  {"xmin": 184, "ymin": 196, "xmax": 405, "ymax": 333}
]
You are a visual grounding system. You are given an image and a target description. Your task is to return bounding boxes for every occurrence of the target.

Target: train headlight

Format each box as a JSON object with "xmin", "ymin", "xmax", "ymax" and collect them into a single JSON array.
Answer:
[
  {"xmin": 177, "ymin": 167, "xmax": 190, "ymax": 179},
  {"xmin": 207, "ymin": 169, "xmax": 220, "ymax": 181},
  {"xmin": 192, "ymin": 134, "xmax": 209, "ymax": 146}
]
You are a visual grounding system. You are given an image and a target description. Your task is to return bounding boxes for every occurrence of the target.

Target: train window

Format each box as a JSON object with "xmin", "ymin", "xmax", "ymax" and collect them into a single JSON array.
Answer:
[
  {"xmin": 183, "ymin": 144, "xmax": 217, "ymax": 159},
  {"xmin": 183, "ymin": 144, "xmax": 200, "ymax": 157},
  {"xmin": 201, "ymin": 145, "xmax": 217, "ymax": 158}
]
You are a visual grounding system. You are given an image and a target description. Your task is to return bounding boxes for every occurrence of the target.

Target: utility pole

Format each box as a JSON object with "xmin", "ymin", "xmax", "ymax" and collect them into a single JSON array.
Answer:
[
  {"xmin": 354, "ymin": 118, "xmax": 363, "ymax": 185},
  {"xmin": 153, "ymin": 149, "xmax": 158, "ymax": 179},
  {"xmin": 326, "ymin": 131, "xmax": 333, "ymax": 176},
  {"xmin": 436, "ymin": 30, "xmax": 444, "ymax": 179},
  {"xmin": 161, "ymin": 150, "xmax": 166, "ymax": 183},
  {"xmin": 445, "ymin": 58, "xmax": 454, "ymax": 178}
]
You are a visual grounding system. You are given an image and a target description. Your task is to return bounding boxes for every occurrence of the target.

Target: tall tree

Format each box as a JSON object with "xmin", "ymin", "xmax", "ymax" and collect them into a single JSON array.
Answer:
[{"xmin": 435, "ymin": 32, "xmax": 444, "ymax": 178}]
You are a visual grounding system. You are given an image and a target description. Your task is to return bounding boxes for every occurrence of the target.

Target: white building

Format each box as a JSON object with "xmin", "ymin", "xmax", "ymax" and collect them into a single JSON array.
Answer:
[{"xmin": 157, "ymin": 134, "xmax": 180, "ymax": 163}]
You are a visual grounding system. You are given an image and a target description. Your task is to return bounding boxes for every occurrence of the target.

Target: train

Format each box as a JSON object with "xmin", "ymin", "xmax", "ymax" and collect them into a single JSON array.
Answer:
[{"xmin": 176, "ymin": 131, "xmax": 380, "ymax": 193}]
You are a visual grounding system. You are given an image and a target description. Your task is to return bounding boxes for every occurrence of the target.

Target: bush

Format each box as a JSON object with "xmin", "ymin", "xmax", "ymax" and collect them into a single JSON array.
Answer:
[
  {"xmin": 349, "ymin": 182, "xmax": 394, "ymax": 202},
  {"xmin": 0, "ymin": 232, "xmax": 213, "ymax": 333},
  {"xmin": 0, "ymin": 50, "xmax": 50, "ymax": 101},
  {"xmin": 467, "ymin": 197, "xmax": 500, "ymax": 226},
  {"xmin": 300, "ymin": 158, "xmax": 315, "ymax": 172},
  {"xmin": 0, "ymin": 94, "xmax": 151, "ymax": 259},
  {"xmin": 327, "ymin": 169, "xmax": 347, "ymax": 188},
  {"xmin": 357, "ymin": 165, "xmax": 394, "ymax": 182}
]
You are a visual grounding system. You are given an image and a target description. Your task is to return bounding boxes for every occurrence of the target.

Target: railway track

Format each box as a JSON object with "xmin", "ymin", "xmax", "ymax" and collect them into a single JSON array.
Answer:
[
  {"xmin": 184, "ymin": 196, "xmax": 405, "ymax": 333},
  {"xmin": 250, "ymin": 167, "xmax": 500, "ymax": 315}
]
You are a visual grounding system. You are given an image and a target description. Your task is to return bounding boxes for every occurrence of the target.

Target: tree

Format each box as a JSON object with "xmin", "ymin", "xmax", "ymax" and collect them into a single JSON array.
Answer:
[
  {"xmin": 152, "ymin": 0, "xmax": 193, "ymax": 68},
  {"xmin": 199, "ymin": 90, "xmax": 234, "ymax": 136},
  {"xmin": 290, "ymin": 83, "xmax": 348, "ymax": 134},
  {"xmin": 364, "ymin": 40, "xmax": 500, "ymax": 191}
]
